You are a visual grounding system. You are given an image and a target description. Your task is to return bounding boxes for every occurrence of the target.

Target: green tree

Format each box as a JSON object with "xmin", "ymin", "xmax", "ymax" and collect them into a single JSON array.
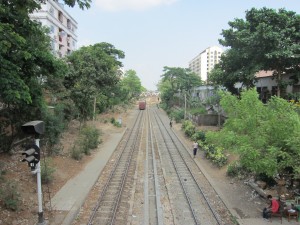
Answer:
[
  {"xmin": 159, "ymin": 66, "xmax": 202, "ymax": 107},
  {"xmin": 210, "ymin": 8, "xmax": 300, "ymax": 96},
  {"xmin": 120, "ymin": 69, "xmax": 143, "ymax": 99},
  {"xmin": 64, "ymin": 42, "xmax": 125, "ymax": 121},
  {"xmin": 206, "ymin": 89, "xmax": 300, "ymax": 178},
  {"xmin": 0, "ymin": 0, "xmax": 69, "ymax": 151}
]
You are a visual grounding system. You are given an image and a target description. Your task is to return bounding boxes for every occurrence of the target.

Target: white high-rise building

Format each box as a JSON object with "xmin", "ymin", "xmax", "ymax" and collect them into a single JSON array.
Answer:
[
  {"xmin": 189, "ymin": 46, "xmax": 223, "ymax": 82},
  {"xmin": 30, "ymin": 0, "xmax": 78, "ymax": 58}
]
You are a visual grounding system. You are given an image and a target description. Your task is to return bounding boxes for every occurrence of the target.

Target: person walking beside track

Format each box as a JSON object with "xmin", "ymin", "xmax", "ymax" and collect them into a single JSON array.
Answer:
[{"xmin": 192, "ymin": 141, "xmax": 198, "ymax": 158}]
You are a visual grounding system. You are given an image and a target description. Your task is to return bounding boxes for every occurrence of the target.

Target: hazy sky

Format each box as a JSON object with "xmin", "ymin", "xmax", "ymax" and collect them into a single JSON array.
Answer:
[{"xmin": 65, "ymin": 0, "xmax": 299, "ymax": 90}]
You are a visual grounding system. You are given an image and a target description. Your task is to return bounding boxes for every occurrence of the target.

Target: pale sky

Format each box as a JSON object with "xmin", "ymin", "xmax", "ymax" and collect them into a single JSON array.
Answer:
[{"xmin": 65, "ymin": 0, "xmax": 300, "ymax": 90}]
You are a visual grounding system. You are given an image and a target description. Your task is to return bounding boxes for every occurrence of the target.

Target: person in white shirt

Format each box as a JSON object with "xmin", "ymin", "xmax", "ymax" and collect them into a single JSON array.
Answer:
[{"xmin": 193, "ymin": 141, "xmax": 198, "ymax": 158}]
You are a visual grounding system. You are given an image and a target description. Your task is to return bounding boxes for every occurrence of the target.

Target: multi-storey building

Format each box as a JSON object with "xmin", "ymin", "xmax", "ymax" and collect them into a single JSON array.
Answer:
[
  {"xmin": 30, "ymin": 0, "xmax": 78, "ymax": 58},
  {"xmin": 189, "ymin": 46, "xmax": 223, "ymax": 82}
]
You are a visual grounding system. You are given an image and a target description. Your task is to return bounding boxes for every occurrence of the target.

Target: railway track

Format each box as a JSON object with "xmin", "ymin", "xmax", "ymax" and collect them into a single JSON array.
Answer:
[
  {"xmin": 143, "ymin": 108, "xmax": 164, "ymax": 225},
  {"xmin": 151, "ymin": 107, "xmax": 224, "ymax": 225},
  {"xmin": 79, "ymin": 105, "xmax": 234, "ymax": 225},
  {"xmin": 87, "ymin": 111, "xmax": 144, "ymax": 225}
]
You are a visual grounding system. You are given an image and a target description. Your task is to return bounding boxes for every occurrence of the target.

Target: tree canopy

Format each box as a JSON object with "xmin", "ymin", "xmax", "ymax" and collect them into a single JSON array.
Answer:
[
  {"xmin": 158, "ymin": 66, "xmax": 202, "ymax": 107},
  {"xmin": 120, "ymin": 69, "xmax": 143, "ymax": 99},
  {"xmin": 209, "ymin": 7, "xmax": 300, "ymax": 96},
  {"xmin": 64, "ymin": 42, "xmax": 125, "ymax": 121},
  {"xmin": 206, "ymin": 89, "xmax": 300, "ymax": 178}
]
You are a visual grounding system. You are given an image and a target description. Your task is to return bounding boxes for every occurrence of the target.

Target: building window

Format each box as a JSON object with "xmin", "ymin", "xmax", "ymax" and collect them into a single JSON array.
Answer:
[
  {"xmin": 58, "ymin": 11, "xmax": 63, "ymax": 23},
  {"xmin": 50, "ymin": 25, "xmax": 55, "ymax": 33},
  {"xmin": 67, "ymin": 19, "xmax": 72, "ymax": 29},
  {"xmin": 49, "ymin": 7, "xmax": 54, "ymax": 15}
]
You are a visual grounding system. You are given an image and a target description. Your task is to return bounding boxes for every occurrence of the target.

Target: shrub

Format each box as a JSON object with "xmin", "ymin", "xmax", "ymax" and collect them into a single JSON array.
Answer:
[
  {"xmin": 110, "ymin": 117, "xmax": 116, "ymax": 124},
  {"xmin": 0, "ymin": 181, "xmax": 21, "ymax": 211},
  {"xmin": 189, "ymin": 107, "xmax": 207, "ymax": 115},
  {"xmin": 72, "ymin": 126, "xmax": 101, "ymax": 157},
  {"xmin": 227, "ymin": 161, "xmax": 252, "ymax": 179},
  {"xmin": 43, "ymin": 104, "xmax": 66, "ymax": 154},
  {"xmin": 41, "ymin": 159, "xmax": 56, "ymax": 184},
  {"xmin": 192, "ymin": 130, "xmax": 206, "ymax": 142},
  {"xmin": 170, "ymin": 109, "xmax": 184, "ymax": 123},
  {"xmin": 202, "ymin": 144, "xmax": 227, "ymax": 167},
  {"xmin": 71, "ymin": 144, "xmax": 83, "ymax": 160},
  {"xmin": 81, "ymin": 126, "xmax": 100, "ymax": 150},
  {"xmin": 181, "ymin": 120, "xmax": 195, "ymax": 137}
]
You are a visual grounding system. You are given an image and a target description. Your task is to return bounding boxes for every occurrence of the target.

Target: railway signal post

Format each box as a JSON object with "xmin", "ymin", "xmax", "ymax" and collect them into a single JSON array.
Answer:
[{"xmin": 21, "ymin": 121, "xmax": 46, "ymax": 225}]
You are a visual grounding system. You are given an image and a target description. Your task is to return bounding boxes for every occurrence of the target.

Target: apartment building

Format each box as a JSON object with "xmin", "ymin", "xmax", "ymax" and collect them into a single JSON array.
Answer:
[
  {"xmin": 189, "ymin": 46, "xmax": 223, "ymax": 82},
  {"xmin": 30, "ymin": 0, "xmax": 78, "ymax": 58}
]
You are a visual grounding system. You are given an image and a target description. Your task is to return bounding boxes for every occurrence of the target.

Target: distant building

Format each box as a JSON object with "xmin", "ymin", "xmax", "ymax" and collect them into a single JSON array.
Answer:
[
  {"xmin": 189, "ymin": 46, "xmax": 223, "ymax": 82},
  {"xmin": 30, "ymin": 0, "xmax": 78, "ymax": 58}
]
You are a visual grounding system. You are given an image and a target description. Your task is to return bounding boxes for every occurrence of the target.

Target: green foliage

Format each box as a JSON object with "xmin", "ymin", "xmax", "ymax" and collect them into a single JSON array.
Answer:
[
  {"xmin": 227, "ymin": 161, "xmax": 250, "ymax": 179},
  {"xmin": 206, "ymin": 89, "xmax": 300, "ymax": 177},
  {"xmin": 213, "ymin": 8, "xmax": 300, "ymax": 95},
  {"xmin": 70, "ymin": 126, "xmax": 101, "ymax": 159},
  {"xmin": 201, "ymin": 144, "xmax": 227, "ymax": 167},
  {"xmin": 0, "ymin": 0, "xmax": 69, "ymax": 151},
  {"xmin": 170, "ymin": 109, "xmax": 184, "ymax": 123},
  {"xmin": 62, "ymin": 0, "xmax": 91, "ymax": 9},
  {"xmin": 188, "ymin": 107, "xmax": 207, "ymax": 115},
  {"xmin": 65, "ymin": 43, "xmax": 125, "ymax": 122},
  {"xmin": 110, "ymin": 117, "xmax": 121, "ymax": 127},
  {"xmin": 0, "ymin": 181, "xmax": 21, "ymax": 211},
  {"xmin": 181, "ymin": 120, "xmax": 195, "ymax": 137},
  {"xmin": 71, "ymin": 143, "xmax": 83, "ymax": 161},
  {"xmin": 79, "ymin": 126, "xmax": 101, "ymax": 155},
  {"xmin": 42, "ymin": 104, "xmax": 66, "ymax": 152},
  {"xmin": 158, "ymin": 66, "xmax": 203, "ymax": 108},
  {"xmin": 41, "ymin": 159, "xmax": 56, "ymax": 184},
  {"xmin": 191, "ymin": 130, "xmax": 206, "ymax": 142},
  {"xmin": 120, "ymin": 70, "xmax": 143, "ymax": 99},
  {"xmin": 110, "ymin": 117, "xmax": 116, "ymax": 124}
]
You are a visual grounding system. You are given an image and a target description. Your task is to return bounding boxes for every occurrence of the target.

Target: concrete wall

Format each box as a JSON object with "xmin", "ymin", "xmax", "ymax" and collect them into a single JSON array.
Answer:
[{"xmin": 188, "ymin": 113, "xmax": 226, "ymax": 126}]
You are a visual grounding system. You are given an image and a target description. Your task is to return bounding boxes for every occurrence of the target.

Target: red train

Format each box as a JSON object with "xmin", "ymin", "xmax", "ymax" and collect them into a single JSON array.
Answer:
[{"xmin": 138, "ymin": 101, "xmax": 146, "ymax": 110}]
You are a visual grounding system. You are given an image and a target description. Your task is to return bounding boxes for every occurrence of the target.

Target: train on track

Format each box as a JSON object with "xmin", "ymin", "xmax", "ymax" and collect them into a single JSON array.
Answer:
[{"xmin": 138, "ymin": 101, "xmax": 146, "ymax": 110}]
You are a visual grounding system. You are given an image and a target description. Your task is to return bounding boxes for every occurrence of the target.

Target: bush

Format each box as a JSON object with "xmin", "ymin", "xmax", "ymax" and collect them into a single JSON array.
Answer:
[
  {"xmin": 43, "ymin": 104, "xmax": 66, "ymax": 153},
  {"xmin": 170, "ymin": 109, "xmax": 184, "ymax": 123},
  {"xmin": 71, "ymin": 126, "xmax": 101, "ymax": 158},
  {"xmin": 202, "ymin": 144, "xmax": 227, "ymax": 167},
  {"xmin": 0, "ymin": 181, "xmax": 21, "ymax": 211},
  {"xmin": 110, "ymin": 117, "xmax": 116, "ymax": 124},
  {"xmin": 192, "ymin": 130, "xmax": 206, "ymax": 142},
  {"xmin": 71, "ymin": 144, "xmax": 83, "ymax": 160},
  {"xmin": 189, "ymin": 107, "xmax": 207, "ymax": 115},
  {"xmin": 181, "ymin": 120, "xmax": 195, "ymax": 137},
  {"xmin": 227, "ymin": 161, "xmax": 252, "ymax": 179},
  {"xmin": 81, "ymin": 126, "xmax": 100, "ymax": 150},
  {"xmin": 41, "ymin": 159, "xmax": 56, "ymax": 184}
]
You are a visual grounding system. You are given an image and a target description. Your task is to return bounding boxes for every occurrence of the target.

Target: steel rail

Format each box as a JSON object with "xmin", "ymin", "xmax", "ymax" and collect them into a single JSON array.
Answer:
[
  {"xmin": 87, "ymin": 110, "xmax": 144, "ymax": 225},
  {"xmin": 151, "ymin": 109, "xmax": 199, "ymax": 224},
  {"xmin": 152, "ymin": 108, "xmax": 222, "ymax": 225}
]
